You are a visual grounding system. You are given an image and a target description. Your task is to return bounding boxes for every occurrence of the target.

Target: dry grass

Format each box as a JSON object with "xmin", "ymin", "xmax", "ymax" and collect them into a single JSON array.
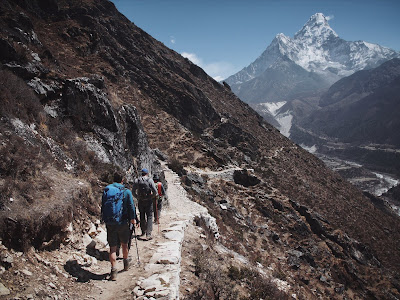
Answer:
[
  {"xmin": 0, "ymin": 69, "xmax": 42, "ymax": 124},
  {"xmin": 186, "ymin": 245, "xmax": 288, "ymax": 300}
]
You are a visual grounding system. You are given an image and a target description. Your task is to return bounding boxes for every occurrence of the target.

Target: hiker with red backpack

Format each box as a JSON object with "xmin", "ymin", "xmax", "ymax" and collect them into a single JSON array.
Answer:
[
  {"xmin": 153, "ymin": 174, "xmax": 167, "ymax": 224},
  {"xmin": 101, "ymin": 171, "xmax": 138, "ymax": 281},
  {"xmin": 132, "ymin": 168, "xmax": 158, "ymax": 241}
]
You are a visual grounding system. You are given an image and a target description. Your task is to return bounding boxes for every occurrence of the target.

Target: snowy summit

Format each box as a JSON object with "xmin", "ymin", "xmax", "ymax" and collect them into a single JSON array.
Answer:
[{"xmin": 226, "ymin": 13, "xmax": 400, "ymax": 86}]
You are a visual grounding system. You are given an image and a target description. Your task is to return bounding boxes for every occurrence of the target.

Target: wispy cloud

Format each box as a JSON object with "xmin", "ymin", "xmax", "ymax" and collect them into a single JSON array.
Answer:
[
  {"xmin": 170, "ymin": 35, "xmax": 176, "ymax": 44},
  {"xmin": 181, "ymin": 52, "xmax": 202, "ymax": 65},
  {"xmin": 326, "ymin": 15, "xmax": 334, "ymax": 21},
  {"xmin": 181, "ymin": 52, "xmax": 236, "ymax": 81}
]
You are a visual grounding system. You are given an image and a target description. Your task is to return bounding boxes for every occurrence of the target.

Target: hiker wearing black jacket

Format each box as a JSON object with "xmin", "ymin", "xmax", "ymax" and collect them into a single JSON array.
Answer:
[{"xmin": 132, "ymin": 168, "xmax": 158, "ymax": 241}]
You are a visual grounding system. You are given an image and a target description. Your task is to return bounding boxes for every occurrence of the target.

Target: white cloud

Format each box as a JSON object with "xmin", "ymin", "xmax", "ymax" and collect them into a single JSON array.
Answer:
[
  {"xmin": 213, "ymin": 75, "xmax": 225, "ymax": 82},
  {"xmin": 181, "ymin": 52, "xmax": 236, "ymax": 81},
  {"xmin": 181, "ymin": 52, "xmax": 202, "ymax": 65},
  {"xmin": 170, "ymin": 35, "xmax": 176, "ymax": 44},
  {"xmin": 326, "ymin": 15, "xmax": 334, "ymax": 21}
]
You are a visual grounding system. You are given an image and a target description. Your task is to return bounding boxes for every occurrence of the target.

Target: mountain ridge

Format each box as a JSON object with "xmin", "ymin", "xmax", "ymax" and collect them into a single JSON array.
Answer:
[
  {"xmin": 1, "ymin": 1, "xmax": 400, "ymax": 298},
  {"xmin": 225, "ymin": 12, "xmax": 400, "ymax": 104}
]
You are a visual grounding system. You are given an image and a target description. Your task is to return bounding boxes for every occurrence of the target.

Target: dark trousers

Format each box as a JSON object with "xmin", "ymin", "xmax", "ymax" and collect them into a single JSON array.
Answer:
[{"xmin": 138, "ymin": 200, "xmax": 153, "ymax": 236}]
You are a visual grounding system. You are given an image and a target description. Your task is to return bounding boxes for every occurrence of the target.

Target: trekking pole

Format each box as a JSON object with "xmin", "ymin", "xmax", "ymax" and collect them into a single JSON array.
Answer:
[
  {"xmin": 132, "ymin": 226, "xmax": 140, "ymax": 266},
  {"xmin": 155, "ymin": 197, "xmax": 160, "ymax": 234}
]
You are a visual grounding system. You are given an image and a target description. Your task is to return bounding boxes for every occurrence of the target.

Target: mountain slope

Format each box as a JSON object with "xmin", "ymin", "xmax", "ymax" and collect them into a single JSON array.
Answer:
[
  {"xmin": 0, "ymin": 1, "xmax": 400, "ymax": 299},
  {"xmin": 301, "ymin": 58, "xmax": 400, "ymax": 146},
  {"xmin": 233, "ymin": 56, "xmax": 330, "ymax": 104},
  {"xmin": 291, "ymin": 58, "xmax": 400, "ymax": 177},
  {"xmin": 225, "ymin": 13, "xmax": 399, "ymax": 140}
]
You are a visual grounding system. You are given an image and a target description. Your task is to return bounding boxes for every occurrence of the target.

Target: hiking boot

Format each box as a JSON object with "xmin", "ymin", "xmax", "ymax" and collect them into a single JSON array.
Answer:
[
  {"xmin": 123, "ymin": 258, "xmax": 130, "ymax": 271},
  {"xmin": 146, "ymin": 235, "xmax": 152, "ymax": 241},
  {"xmin": 110, "ymin": 268, "xmax": 117, "ymax": 281}
]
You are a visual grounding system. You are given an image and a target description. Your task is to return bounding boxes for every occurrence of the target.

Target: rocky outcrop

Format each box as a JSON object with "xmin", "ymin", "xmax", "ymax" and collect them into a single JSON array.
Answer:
[
  {"xmin": 233, "ymin": 169, "xmax": 260, "ymax": 187},
  {"xmin": 60, "ymin": 75, "xmax": 157, "ymax": 175}
]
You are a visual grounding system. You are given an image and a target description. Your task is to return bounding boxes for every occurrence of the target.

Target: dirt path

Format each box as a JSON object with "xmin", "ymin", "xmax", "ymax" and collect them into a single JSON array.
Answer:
[{"xmin": 84, "ymin": 163, "xmax": 209, "ymax": 299}]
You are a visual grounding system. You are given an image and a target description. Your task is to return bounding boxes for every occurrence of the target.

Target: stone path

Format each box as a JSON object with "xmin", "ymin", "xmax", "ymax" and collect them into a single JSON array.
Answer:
[{"xmin": 86, "ymin": 163, "xmax": 218, "ymax": 300}]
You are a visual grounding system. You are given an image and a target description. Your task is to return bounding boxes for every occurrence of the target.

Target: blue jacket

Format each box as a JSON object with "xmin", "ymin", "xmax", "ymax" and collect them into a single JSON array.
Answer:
[{"xmin": 101, "ymin": 183, "xmax": 137, "ymax": 225}]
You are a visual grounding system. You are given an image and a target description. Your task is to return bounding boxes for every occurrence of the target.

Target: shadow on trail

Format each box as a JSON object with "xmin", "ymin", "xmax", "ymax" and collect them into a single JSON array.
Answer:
[
  {"xmin": 86, "ymin": 247, "xmax": 109, "ymax": 261},
  {"xmin": 64, "ymin": 260, "xmax": 108, "ymax": 282}
]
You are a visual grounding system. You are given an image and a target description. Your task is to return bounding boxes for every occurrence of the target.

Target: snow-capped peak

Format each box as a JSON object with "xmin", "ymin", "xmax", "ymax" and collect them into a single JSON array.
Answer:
[
  {"xmin": 274, "ymin": 33, "xmax": 291, "ymax": 44},
  {"xmin": 307, "ymin": 13, "xmax": 329, "ymax": 27},
  {"xmin": 295, "ymin": 12, "xmax": 338, "ymax": 42},
  {"xmin": 225, "ymin": 13, "xmax": 400, "ymax": 87}
]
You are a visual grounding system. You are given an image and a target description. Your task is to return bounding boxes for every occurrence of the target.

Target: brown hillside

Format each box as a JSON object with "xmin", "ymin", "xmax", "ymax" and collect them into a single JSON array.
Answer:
[{"xmin": 0, "ymin": 0, "xmax": 399, "ymax": 298}]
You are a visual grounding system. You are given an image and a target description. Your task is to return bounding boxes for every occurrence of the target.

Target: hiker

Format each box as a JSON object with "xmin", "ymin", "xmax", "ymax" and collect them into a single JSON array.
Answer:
[
  {"xmin": 153, "ymin": 174, "xmax": 168, "ymax": 223},
  {"xmin": 133, "ymin": 168, "xmax": 158, "ymax": 241},
  {"xmin": 101, "ymin": 172, "xmax": 137, "ymax": 281}
]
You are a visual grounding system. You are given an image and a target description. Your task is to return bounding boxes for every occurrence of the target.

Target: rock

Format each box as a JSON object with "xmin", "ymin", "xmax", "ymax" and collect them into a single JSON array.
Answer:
[
  {"xmin": 184, "ymin": 173, "xmax": 204, "ymax": 187},
  {"xmin": 219, "ymin": 203, "xmax": 228, "ymax": 210},
  {"xmin": 4, "ymin": 62, "xmax": 49, "ymax": 79},
  {"xmin": 21, "ymin": 269, "xmax": 33, "ymax": 276},
  {"xmin": 233, "ymin": 169, "xmax": 261, "ymax": 187},
  {"xmin": 87, "ymin": 223, "xmax": 97, "ymax": 237},
  {"xmin": 82, "ymin": 234, "xmax": 96, "ymax": 249},
  {"xmin": 140, "ymin": 274, "xmax": 162, "ymax": 291},
  {"xmin": 196, "ymin": 213, "xmax": 220, "ymax": 240},
  {"xmin": 319, "ymin": 275, "xmax": 328, "ymax": 283},
  {"xmin": 49, "ymin": 282, "xmax": 56, "ymax": 289},
  {"xmin": 153, "ymin": 148, "xmax": 168, "ymax": 161},
  {"xmin": 146, "ymin": 289, "xmax": 170, "ymax": 298},
  {"xmin": 0, "ymin": 283, "xmax": 10, "ymax": 296},
  {"xmin": 93, "ymin": 227, "xmax": 108, "ymax": 248},
  {"xmin": 1, "ymin": 253, "xmax": 13, "ymax": 269},
  {"xmin": 163, "ymin": 230, "xmax": 184, "ymax": 241},
  {"xmin": 27, "ymin": 77, "xmax": 60, "ymax": 99},
  {"xmin": 133, "ymin": 286, "xmax": 144, "ymax": 297},
  {"xmin": 158, "ymin": 274, "xmax": 170, "ymax": 285}
]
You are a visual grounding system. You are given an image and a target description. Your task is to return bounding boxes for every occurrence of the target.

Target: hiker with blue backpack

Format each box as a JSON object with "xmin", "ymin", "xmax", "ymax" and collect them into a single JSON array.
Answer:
[
  {"xmin": 101, "ymin": 172, "xmax": 138, "ymax": 281},
  {"xmin": 133, "ymin": 168, "xmax": 158, "ymax": 241}
]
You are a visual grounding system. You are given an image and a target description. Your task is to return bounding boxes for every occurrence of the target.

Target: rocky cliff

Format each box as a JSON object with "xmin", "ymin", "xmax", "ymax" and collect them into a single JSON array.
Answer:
[{"xmin": 1, "ymin": 1, "xmax": 400, "ymax": 299}]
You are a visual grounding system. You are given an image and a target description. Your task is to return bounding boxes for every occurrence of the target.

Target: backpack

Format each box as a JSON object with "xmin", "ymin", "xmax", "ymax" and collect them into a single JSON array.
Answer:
[
  {"xmin": 102, "ymin": 184, "xmax": 125, "ymax": 224},
  {"xmin": 137, "ymin": 177, "xmax": 152, "ymax": 199},
  {"xmin": 156, "ymin": 182, "xmax": 163, "ymax": 197}
]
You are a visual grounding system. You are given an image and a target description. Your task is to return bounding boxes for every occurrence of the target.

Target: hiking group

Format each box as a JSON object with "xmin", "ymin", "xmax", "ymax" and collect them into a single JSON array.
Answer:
[{"xmin": 101, "ymin": 168, "xmax": 167, "ymax": 281}]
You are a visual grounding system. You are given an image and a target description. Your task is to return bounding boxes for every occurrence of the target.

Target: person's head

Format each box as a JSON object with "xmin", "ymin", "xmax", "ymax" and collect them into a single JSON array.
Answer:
[
  {"xmin": 153, "ymin": 174, "xmax": 159, "ymax": 182},
  {"xmin": 141, "ymin": 168, "xmax": 149, "ymax": 176},
  {"xmin": 113, "ymin": 171, "xmax": 124, "ymax": 183}
]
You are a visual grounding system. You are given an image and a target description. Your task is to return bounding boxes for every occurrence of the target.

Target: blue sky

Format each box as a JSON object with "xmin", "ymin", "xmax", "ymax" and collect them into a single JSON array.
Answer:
[{"xmin": 110, "ymin": 0, "xmax": 400, "ymax": 81}]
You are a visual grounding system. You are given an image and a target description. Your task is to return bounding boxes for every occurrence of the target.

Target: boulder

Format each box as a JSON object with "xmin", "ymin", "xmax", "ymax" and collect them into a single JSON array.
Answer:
[{"xmin": 233, "ymin": 169, "xmax": 261, "ymax": 187}]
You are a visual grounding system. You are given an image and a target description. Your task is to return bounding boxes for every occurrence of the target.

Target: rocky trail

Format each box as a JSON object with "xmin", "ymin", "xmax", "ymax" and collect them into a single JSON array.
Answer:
[
  {"xmin": 0, "ymin": 164, "xmax": 218, "ymax": 299},
  {"xmin": 81, "ymin": 163, "xmax": 215, "ymax": 299}
]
